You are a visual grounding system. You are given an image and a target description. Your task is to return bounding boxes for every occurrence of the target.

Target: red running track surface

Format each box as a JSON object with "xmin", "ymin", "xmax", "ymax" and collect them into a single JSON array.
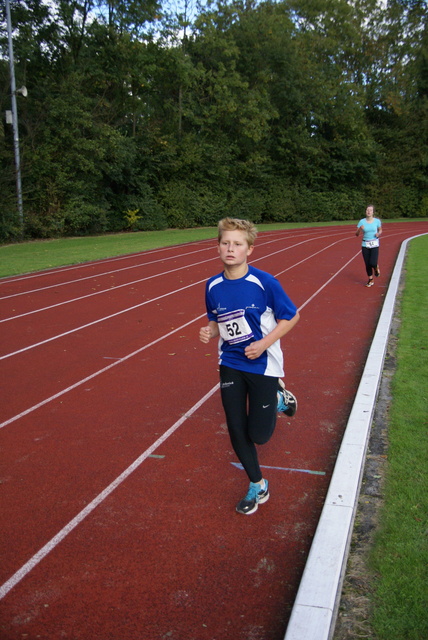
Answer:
[{"xmin": 1, "ymin": 222, "xmax": 427, "ymax": 640}]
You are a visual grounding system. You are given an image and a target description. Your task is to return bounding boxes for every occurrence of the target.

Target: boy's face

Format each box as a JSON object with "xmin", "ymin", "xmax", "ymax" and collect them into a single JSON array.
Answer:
[{"xmin": 218, "ymin": 229, "xmax": 254, "ymax": 268}]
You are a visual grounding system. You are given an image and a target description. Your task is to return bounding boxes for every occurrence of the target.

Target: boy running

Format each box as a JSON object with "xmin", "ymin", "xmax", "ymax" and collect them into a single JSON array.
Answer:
[{"xmin": 199, "ymin": 218, "xmax": 299, "ymax": 514}]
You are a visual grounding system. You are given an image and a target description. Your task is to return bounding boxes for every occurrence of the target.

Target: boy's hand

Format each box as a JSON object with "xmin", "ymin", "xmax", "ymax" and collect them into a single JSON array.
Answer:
[
  {"xmin": 244, "ymin": 340, "xmax": 265, "ymax": 360},
  {"xmin": 199, "ymin": 326, "xmax": 212, "ymax": 344}
]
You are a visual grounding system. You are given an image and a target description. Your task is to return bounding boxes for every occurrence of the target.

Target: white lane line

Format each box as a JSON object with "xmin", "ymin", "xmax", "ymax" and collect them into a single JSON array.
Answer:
[
  {"xmin": 1, "ymin": 240, "xmax": 360, "ymax": 426},
  {"xmin": 0, "ymin": 228, "xmax": 322, "ymax": 290},
  {"xmin": 0, "ymin": 245, "xmax": 216, "ymax": 301},
  {"xmin": 2, "ymin": 226, "xmax": 410, "ymax": 324},
  {"xmin": 0, "ymin": 239, "xmax": 217, "ymax": 286},
  {"xmin": 0, "ymin": 234, "xmax": 349, "ymax": 354},
  {"xmin": 0, "ymin": 256, "xmax": 218, "ymax": 323},
  {"xmin": 0, "ymin": 383, "xmax": 220, "ymax": 601},
  {"xmin": 297, "ymin": 252, "xmax": 361, "ymax": 311},
  {"xmin": 0, "ymin": 238, "xmax": 352, "ymax": 597},
  {"xmin": 0, "ymin": 227, "xmax": 425, "ymax": 605},
  {"xmin": 0, "ymin": 279, "xmax": 207, "ymax": 361},
  {"xmin": 0, "ymin": 230, "xmax": 339, "ymax": 311},
  {"xmin": 275, "ymin": 239, "xmax": 356, "ymax": 279},
  {"xmin": 0, "ymin": 313, "xmax": 206, "ymax": 429},
  {"xmin": 0, "ymin": 236, "xmax": 397, "ymax": 600}
]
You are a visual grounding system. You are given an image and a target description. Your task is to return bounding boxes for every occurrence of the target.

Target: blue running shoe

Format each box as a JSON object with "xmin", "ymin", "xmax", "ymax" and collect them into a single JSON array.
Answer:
[
  {"xmin": 236, "ymin": 480, "xmax": 269, "ymax": 515},
  {"xmin": 277, "ymin": 379, "xmax": 297, "ymax": 417}
]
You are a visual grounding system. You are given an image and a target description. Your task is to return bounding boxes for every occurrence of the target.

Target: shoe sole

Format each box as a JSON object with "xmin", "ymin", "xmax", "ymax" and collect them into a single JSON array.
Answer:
[{"xmin": 258, "ymin": 491, "xmax": 270, "ymax": 505}]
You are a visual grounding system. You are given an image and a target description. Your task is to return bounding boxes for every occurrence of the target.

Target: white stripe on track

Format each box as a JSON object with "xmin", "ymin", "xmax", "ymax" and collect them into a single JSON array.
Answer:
[
  {"xmin": 0, "ymin": 312, "xmax": 206, "ymax": 429},
  {"xmin": 0, "ymin": 383, "xmax": 220, "ymax": 601},
  {"xmin": 0, "ymin": 239, "xmax": 217, "ymax": 286},
  {"xmin": 1, "ymin": 226, "xmax": 426, "ymax": 601},
  {"xmin": 0, "ymin": 278, "xmax": 207, "ymax": 361},
  {"xmin": 0, "ymin": 245, "xmax": 216, "ymax": 301},
  {"xmin": 0, "ymin": 229, "xmax": 336, "ymax": 307},
  {"xmin": 0, "ymin": 256, "xmax": 218, "ymax": 323},
  {"xmin": 0, "ymin": 248, "xmax": 363, "ymax": 599},
  {"xmin": 1, "ymin": 239, "xmax": 359, "ymax": 427},
  {"xmin": 298, "ymin": 252, "xmax": 361, "ymax": 311},
  {"xmin": 0, "ymin": 233, "xmax": 348, "ymax": 354}
]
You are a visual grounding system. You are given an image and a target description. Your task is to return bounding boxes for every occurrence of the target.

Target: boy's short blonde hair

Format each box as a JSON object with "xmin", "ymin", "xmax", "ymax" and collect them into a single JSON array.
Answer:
[{"xmin": 217, "ymin": 217, "xmax": 258, "ymax": 247}]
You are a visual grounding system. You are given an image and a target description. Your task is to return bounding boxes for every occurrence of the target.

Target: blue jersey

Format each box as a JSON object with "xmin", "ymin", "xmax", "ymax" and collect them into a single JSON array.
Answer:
[
  {"xmin": 205, "ymin": 265, "xmax": 297, "ymax": 377},
  {"xmin": 357, "ymin": 218, "xmax": 382, "ymax": 247}
]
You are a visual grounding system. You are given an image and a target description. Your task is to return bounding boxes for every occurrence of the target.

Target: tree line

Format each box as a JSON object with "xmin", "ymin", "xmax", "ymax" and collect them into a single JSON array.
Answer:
[{"xmin": 0, "ymin": 0, "xmax": 427, "ymax": 241}]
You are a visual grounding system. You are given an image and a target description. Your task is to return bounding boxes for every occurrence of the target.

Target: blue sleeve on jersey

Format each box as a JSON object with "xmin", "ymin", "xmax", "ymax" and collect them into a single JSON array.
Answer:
[{"xmin": 265, "ymin": 275, "xmax": 297, "ymax": 320}]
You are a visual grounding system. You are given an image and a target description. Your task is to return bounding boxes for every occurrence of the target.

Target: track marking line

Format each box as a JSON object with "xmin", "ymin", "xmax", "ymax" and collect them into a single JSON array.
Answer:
[
  {"xmin": 0, "ymin": 233, "xmax": 349, "ymax": 353},
  {"xmin": 0, "ymin": 227, "xmax": 330, "ymax": 292},
  {"xmin": 0, "ymin": 280, "xmax": 208, "ymax": 361},
  {"xmin": 1, "ymin": 228, "xmax": 426, "ymax": 605},
  {"xmin": 0, "ymin": 244, "xmax": 357, "ymax": 595},
  {"xmin": 231, "ymin": 462, "xmax": 325, "ymax": 476},
  {"xmin": 0, "ymin": 231, "xmax": 344, "ymax": 321},
  {"xmin": 0, "ymin": 240, "xmax": 218, "ymax": 287},
  {"xmin": 0, "ymin": 384, "xmax": 219, "ymax": 601},
  {"xmin": 0, "ymin": 245, "xmax": 216, "ymax": 302},
  {"xmin": 0, "ymin": 256, "xmax": 217, "ymax": 321},
  {"xmin": 0, "ymin": 313, "xmax": 206, "ymax": 429},
  {"xmin": 298, "ymin": 252, "xmax": 361, "ymax": 311},
  {"xmin": 0, "ymin": 245, "xmax": 361, "ymax": 429}
]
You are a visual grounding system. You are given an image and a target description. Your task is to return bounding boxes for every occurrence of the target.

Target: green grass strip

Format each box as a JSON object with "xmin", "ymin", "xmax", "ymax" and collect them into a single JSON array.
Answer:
[
  {"xmin": 0, "ymin": 222, "xmax": 333, "ymax": 277},
  {"xmin": 369, "ymin": 235, "xmax": 428, "ymax": 639},
  {"xmin": 1, "ymin": 219, "xmax": 424, "ymax": 278},
  {"xmin": 0, "ymin": 228, "xmax": 217, "ymax": 278}
]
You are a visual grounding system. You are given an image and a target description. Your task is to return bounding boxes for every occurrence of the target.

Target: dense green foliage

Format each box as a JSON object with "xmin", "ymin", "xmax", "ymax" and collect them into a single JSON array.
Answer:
[{"xmin": 0, "ymin": 0, "xmax": 427, "ymax": 240}]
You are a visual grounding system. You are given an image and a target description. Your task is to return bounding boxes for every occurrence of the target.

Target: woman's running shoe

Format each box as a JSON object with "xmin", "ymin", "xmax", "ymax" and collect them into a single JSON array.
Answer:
[{"xmin": 236, "ymin": 480, "xmax": 269, "ymax": 515}]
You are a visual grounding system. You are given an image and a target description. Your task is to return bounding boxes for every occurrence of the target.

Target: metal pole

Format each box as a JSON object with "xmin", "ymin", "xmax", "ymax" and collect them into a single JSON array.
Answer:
[{"xmin": 5, "ymin": 0, "xmax": 24, "ymax": 235}]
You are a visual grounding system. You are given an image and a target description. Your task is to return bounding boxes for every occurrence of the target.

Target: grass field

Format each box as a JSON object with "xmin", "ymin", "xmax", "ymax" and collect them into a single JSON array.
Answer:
[
  {"xmin": 369, "ymin": 235, "xmax": 428, "ymax": 639},
  {"xmin": 0, "ymin": 219, "xmax": 423, "ymax": 278},
  {"xmin": 1, "ymin": 223, "xmax": 427, "ymax": 638}
]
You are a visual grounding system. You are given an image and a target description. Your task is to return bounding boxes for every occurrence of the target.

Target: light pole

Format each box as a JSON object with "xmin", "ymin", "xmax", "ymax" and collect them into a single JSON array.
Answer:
[{"xmin": 5, "ymin": 0, "xmax": 24, "ymax": 235}]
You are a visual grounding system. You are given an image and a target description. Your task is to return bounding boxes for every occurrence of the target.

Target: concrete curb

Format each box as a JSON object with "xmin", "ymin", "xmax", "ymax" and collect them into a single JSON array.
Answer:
[{"xmin": 283, "ymin": 234, "xmax": 427, "ymax": 640}]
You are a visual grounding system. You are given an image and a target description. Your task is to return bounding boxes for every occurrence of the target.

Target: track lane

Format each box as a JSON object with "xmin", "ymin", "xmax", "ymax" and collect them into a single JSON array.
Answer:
[
  {"xmin": 0, "ymin": 229, "xmax": 338, "ymax": 321},
  {"xmin": 1, "ymin": 222, "xmax": 427, "ymax": 640},
  {"xmin": 1, "ymin": 230, "xmax": 356, "ymax": 421},
  {"xmin": 0, "ymin": 230, "xmax": 355, "ymax": 360}
]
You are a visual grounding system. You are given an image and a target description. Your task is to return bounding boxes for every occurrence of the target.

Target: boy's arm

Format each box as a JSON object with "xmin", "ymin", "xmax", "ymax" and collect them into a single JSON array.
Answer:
[{"xmin": 244, "ymin": 313, "xmax": 300, "ymax": 360}]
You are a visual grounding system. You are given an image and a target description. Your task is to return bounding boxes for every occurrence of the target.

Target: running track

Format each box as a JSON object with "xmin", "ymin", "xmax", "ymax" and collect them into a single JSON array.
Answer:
[{"xmin": 1, "ymin": 222, "xmax": 427, "ymax": 640}]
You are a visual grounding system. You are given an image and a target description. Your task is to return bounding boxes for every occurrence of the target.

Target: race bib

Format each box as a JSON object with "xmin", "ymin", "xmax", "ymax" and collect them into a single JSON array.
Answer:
[
  {"xmin": 366, "ymin": 239, "xmax": 379, "ymax": 248},
  {"xmin": 217, "ymin": 309, "xmax": 253, "ymax": 345}
]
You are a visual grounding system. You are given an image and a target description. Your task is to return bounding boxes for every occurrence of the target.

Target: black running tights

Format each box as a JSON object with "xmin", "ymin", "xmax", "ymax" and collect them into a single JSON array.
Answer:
[
  {"xmin": 362, "ymin": 246, "xmax": 379, "ymax": 278},
  {"xmin": 219, "ymin": 365, "xmax": 278, "ymax": 483}
]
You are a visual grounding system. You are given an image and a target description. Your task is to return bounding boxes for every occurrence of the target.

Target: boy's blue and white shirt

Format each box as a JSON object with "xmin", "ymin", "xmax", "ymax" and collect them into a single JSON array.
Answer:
[{"xmin": 205, "ymin": 265, "xmax": 297, "ymax": 377}]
